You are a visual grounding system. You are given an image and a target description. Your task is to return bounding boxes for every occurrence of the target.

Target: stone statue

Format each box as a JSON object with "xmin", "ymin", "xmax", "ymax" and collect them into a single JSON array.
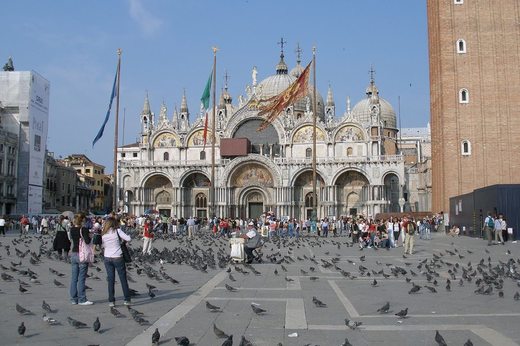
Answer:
[
  {"xmin": 3, "ymin": 57, "xmax": 14, "ymax": 71},
  {"xmin": 238, "ymin": 94, "xmax": 245, "ymax": 107},
  {"xmin": 252, "ymin": 66, "xmax": 258, "ymax": 86},
  {"xmin": 305, "ymin": 96, "xmax": 311, "ymax": 113}
]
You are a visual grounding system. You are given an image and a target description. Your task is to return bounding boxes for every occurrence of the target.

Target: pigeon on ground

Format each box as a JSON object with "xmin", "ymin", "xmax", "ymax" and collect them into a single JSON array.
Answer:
[
  {"xmin": 18, "ymin": 322, "xmax": 26, "ymax": 336},
  {"xmin": 16, "ymin": 304, "xmax": 32, "ymax": 315},
  {"xmin": 341, "ymin": 337, "xmax": 353, "ymax": 346},
  {"xmin": 42, "ymin": 300, "xmax": 54, "ymax": 313},
  {"xmin": 464, "ymin": 339, "xmax": 474, "ymax": 346},
  {"xmin": 312, "ymin": 296, "xmax": 327, "ymax": 307},
  {"xmin": 110, "ymin": 306, "xmax": 124, "ymax": 318},
  {"xmin": 425, "ymin": 286, "xmax": 437, "ymax": 293},
  {"xmin": 18, "ymin": 285, "xmax": 28, "ymax": 293},
  {"xmin": 514, "ymin": 292, "xmax": 520, "ymax": 301},
  {"xmin": 345, "ymin": 318, "xmax": 362, "ymax": 330},
  {"xmin": 395, "ymin": 308, "xmax": 408, "ymax": 318},
  {"xmin": 239, "ymin": 335, "xmax": 253, "ymax": 346},
  {"xmin": 93, "ymin": 317, "xmax": 100, "ymax": 332},
  {"xmin": 377, "ymin": 302, "xmax": 390, "ymax": 313},
  {"xmin": 148, "ymin": 288, "xmax": 156, "ymax": 299},
  {"xmin": 152, "ymin": 328, "xmax": 160, "ymax": 345},
  {"xmin": 408, "ymin": 285, "xmax": 421, "ymax": 294},
  {"xmin": 221, "ymin": 334, "xmax": 233, "ymax": 346},
  {"xmin": 206, "ymin": 301, "xmax": 222, "ymax": 312},
  {"xmin": 228, "ymin": 273, "xmax": 236, "ymax": 281},
  {"xmin": 225, "ymin": 283, "xmax": 237, "ymax": 292},
  {"xmin": 175, "ymin": 336, "xmax": 190, "ymax": 346},
  {"xmin": 213, "ymin": 323, "xmax": 229, "ymax": 338},
  {"xmin": 435, "ymin": 330, "xmax": 448, "ymax": 346},
  {"xmin": 146, "ymin": 283, "xmax": 156, "ymax": 290},
  {"xmin": 53, "ymin": 279, "xmax": 64, "ymax": 287},
  {"xmin": 285, "ymin": 277, "xmax": 294, "ymax": 282},
  {"xmin": 67, "ymin": 316, "xmax": 87, "ymax": 328},
  {"xmin": 42, "ymin": 313, "xmax": 59, "ymax": 325},
  {"xmin": 251, "ymin": 303, "xmax": 266, "ymax": 315},
  {"xmin": 371, "ymin": 279, "xmax": 378, "ymax": 287}
]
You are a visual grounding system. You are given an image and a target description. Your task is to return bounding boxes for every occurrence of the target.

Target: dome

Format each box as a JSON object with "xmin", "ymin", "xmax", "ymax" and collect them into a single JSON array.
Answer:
[
  {"xmin": 256, "ymin": 61, "xmax": 325, "ymax": 120},
  {"xmin": 290, "ymin": 63, "xmax": 304, "ymax": 78},
  {"xmin": 351, "ymin": 97, "xmax": 397, "ymax": 129}
]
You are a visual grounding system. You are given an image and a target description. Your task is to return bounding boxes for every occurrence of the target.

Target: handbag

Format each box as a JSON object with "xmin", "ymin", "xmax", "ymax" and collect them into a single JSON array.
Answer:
[
  {"xmin": 79, "ymin": 232, "xmax": 94, "ymax": 263},
  {"xmin": 116, "ymin": 230, "xmax": 132, "ymax": 263}
]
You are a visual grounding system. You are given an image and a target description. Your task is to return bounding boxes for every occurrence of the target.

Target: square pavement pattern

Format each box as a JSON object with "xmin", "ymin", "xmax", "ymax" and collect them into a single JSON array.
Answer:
[{"xmin": 1, "ymin": 230, "xmax": 519, "ymax": 345}]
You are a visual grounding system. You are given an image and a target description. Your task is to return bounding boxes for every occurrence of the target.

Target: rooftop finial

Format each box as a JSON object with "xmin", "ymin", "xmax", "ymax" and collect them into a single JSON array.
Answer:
[
  {"xmin": 277, "ymin": 37, "xmax": 287, "ymax": 59},
  {"xmin": 369, "ymin": 65, "xmax": 376, "ymax": 84},
  {"xmin": 224, "ymin": 70, "xmax": 230, "ymax": 91},
  {"xmin": 295, "ymin": 42, "xmax": 302, "ymax": 65},
  {"xmin": 3, "ymin": 56, "xmax": 14, "ymax": 71}
]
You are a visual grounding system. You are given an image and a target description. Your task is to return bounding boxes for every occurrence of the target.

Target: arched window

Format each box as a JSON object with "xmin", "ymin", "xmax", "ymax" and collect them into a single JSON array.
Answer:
[
  {"xmin": 305, "ymin": 192, "xmax": 316, "ymax": 208},
  {"xmin": 459, "ymin": 88, "xmax": 469, "ymax": 103},
  {"xmin": 200, "ymin": 151, "xmax": 206, "ymax": 160},
  {"xmin": 346, "ymin": 147, "xmax": 353, "ymax": 156},
  {"xmin": 305, "ymin": 148, "xmax": 312, "ymax": 159},
  {"xmin": 163, "ymin": 152, "xmax": 169, "ymax": 161},
  {"xmin": 456, "ymin": 39, "xmax": 466, "ymax": 53},
  {"xmin": 461, "ymin": 140, "xmax": 471, "ymax": 155},
  {"xmin": 195, "ymin": 193, "xmax": 207, "ymax": 208},
  {"xmin": 454, "ymin": 0, "xmax": 463, "ymax": 4}
]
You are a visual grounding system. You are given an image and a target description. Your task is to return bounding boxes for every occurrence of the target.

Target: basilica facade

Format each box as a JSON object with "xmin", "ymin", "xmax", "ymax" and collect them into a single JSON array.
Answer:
[{"xmin": 117, "ymin": 53, "xmax": 405, "ymax": 220}]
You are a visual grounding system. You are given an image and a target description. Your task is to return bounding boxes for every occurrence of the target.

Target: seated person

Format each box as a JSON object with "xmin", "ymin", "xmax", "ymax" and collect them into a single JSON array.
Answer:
[
  {"xmin": 241, "ymin": 223, "xmax": 263, "ymax": 263},
  {"xmin": 449, "ymin": 225, "xmax": 460, "ymax": 237}
]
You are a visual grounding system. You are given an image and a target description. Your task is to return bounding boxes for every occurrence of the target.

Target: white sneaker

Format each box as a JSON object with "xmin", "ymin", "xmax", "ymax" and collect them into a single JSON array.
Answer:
[
  {"xmin": 109, "ymin": 302, "xmax": 115, "ymax": 307},
  {"xmin": 79, "ymin": 301, "xmax": 94, "ymax": 306}
]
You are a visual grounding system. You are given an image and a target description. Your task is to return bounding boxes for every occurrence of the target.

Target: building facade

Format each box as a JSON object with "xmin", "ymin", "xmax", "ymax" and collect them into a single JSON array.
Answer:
[
  {"xmin": 118, "ymin": 53, "xmax": 408, "ymax": 220},
  {"xmin": 0, "ymin": 127, "xmax": 18, "ymax": 215},
  {"xmin": 427, "ymin": 0, "xmax": 520, "ymax": 212},
  {"xmin": 0, "ymin": 69, "xmax": 50, "ymax": 215}
]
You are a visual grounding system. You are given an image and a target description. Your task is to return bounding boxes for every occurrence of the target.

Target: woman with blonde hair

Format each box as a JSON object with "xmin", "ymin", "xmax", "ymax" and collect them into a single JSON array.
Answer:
[
  {"xmin": 69, "ymin": 213, "xmax": 93, "ymax": 305},
  {"xmin": 101, "ymin": 217, "xmax": 132, "ymax": 306}
]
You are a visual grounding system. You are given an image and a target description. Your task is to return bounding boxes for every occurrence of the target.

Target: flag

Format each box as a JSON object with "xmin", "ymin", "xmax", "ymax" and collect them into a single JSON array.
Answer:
[
  {"xmin": 92, "ymin": 64, "xmax": 119, "ymax": 147},
  {"xmin": 200, "ymin": 70, "xmax": 212, "ymax": 150},
  {"xmin": 257, "ymin": 61, "xmax": 311, "ymax": 131}
]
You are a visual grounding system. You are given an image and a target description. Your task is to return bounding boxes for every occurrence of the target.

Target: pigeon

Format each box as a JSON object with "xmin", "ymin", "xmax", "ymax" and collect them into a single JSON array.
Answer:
[
  {"xmin": 221, "ymin": 334, "xmax": 233, "ymax": 346},
  {"xmin": 146, "ymin": 283, "xmax": 156, "ymax": 290},
  {"xmin": 499, "ymin": 291, "xmax": 504, "ymax": 298},
  {"xmin": 274, "ymin": 269, "xmax": 278, "ymax": 275},
  {"xmin": 1, "ymin": 272, "xmax": 14, "ymax": 281},
  {"xmin": 228, "ymin": 273, "xmax": 236, "ymax": 281},
  {"xmin": 309, "ymin": 276, "xmax": 319, "ymax": 281},
  {"xmin": 341, "ymin": 338, "xmax": 353, "ymax": 346},
  {"xmin": 425, "ymin": 286, "xmax": 437, "ymax": 293},
  {"xmin": 127, "ymin": 306, "xmax": 144, "ymax": 316},
  {"xmin": 213, "ymin": 323, "xmax": 229, "ymax": 338},
  {"xmin": 239, "ymin": 335, "xmax": 253, "ymax": 346},
  {"xmin": 110, "ymin": 307, "xmax": 124, "ymax": 318},
  {"xmin": 18, "ymin": 322, "xmax": 26, "ymax": 336},
  {"xmin": 152, "ymin": 328, "xmax": 161, "ymax": 345},
  {"xmin": 435, "ymin": 330, "xmax": 448, "ymax": 346},
  {"xmin": 251, "ymin": 303, "xmax": 267, "ymax": 315},
  {"xmin": 377, "ymin": 302, "xmax": 390, "ymax": 313},
  {"xmin": 408, "ymin": 285, "xmax": 421, "ymax": 294},
  {"xmin": 16, "ymin": 303, "xmax": 32, "ymax": 315},
  {"xmin": 175, "ymin": 336, "xmax": 190, "ymax": 346},
  {"xmin": 42, "ymin": 313, "xmax": 59, "ymax": 325},
  {"xmin": 42, "ymin": 300, "xmax": 54, "ymax": 313},
  {"xmin": 395, "ymin": 307, "xmax": 408, "ymax": 318},
  {"xmin": 345, "ymin": 318, "xmax": 362, "ymax": 330},
  {"xmin": 93, "ymin": 317, "xmax": 100, "ymax": 332},
  {"xmin": 464, "ymin": 339, "xmax": 474, "ymax": 346},
  {"xmin": 206, "ymin": 301, "xmax": 222, "ymax": 312},
  {"xmin": 225, "ymin": 283, "xmax": 237, "ymax": 292},
  {"xmin": 371, "ymin": 279, "xmax": 378, "ymax": 287},
  {"xmin": 53, "ymin": 279, "xmax": 64, "ymax": 287},
  {"xmin": 67, "ymin": 316, "xmax": 87, "ymax": 328},
  {"xmin": 312, "ymin": 296, "xmax": 327, "ymax": 307},
  {"xmin": 148, "ymin": 288, "xmax": 156, "ymax": 299},
  {"xmin": 514, "ymin": 292, "xmax": 520, "ymax": 301},
  {"xmin": 18, "ymin": 285, "xmax": 28, "ymax": 293},
  {"xmin": 285, "ymin": 277, "xmax": 294, "ymax": 282}
]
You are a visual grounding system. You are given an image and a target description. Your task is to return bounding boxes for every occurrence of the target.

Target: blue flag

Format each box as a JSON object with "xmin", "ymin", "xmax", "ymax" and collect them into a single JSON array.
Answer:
[{"xmin": 92, "ymin": 65, "xmax": 119, "ymax": 147}]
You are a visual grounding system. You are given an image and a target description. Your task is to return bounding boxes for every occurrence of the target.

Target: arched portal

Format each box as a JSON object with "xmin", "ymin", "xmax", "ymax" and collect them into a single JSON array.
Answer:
[
  {"xmin": 293, "ymin": 170, "xmax": 325, "ymax": 220},
  {"xmin": 143, "ymin": 174, "xmax": 173, "ymax": 216},
  {"xmin": 384, "ymin": 173, "xmax": 400, "ymax": 212},
  {"xmin": 244, "ymin": 190, "xmax": 264, "ymax": 220},
  {"xmin": 334, "ymin": 170, "xmax": 369, "ymax": 216},
  {"xmin": 181, "ymin": 172, "xmax": 210, "ymax": 218}
]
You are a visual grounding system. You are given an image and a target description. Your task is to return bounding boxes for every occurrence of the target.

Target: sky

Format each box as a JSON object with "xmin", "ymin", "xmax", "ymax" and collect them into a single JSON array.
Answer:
[{"xmin": 3, "ymin": 0, "xmax": 429, "ymax": 173}]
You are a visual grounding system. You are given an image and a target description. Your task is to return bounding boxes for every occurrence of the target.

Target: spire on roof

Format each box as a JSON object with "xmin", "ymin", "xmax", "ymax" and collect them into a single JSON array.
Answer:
[
  {"xmin": 142, "ymin": 92, "xmax": 151, "ymax": 115},
  {"xmin": 326, "ymin": 84, "xmax": 335, "ymax": 107},
  {"xmin": 276, "ymin": 37, "xmax": 288, "ymax": 75},
  {"xmin": 180, "ymin": 89, "xmax": 188, "ymax": 113}
]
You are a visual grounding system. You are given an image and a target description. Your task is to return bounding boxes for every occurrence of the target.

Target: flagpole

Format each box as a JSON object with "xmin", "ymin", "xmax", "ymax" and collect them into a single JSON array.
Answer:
[
  {"xmin": 312, "ymin": 46, "xmax": 318, "ymax": 226},
  {"xmin": 113, "ymin": 48, "xmax": 122, "ymax": 213},
  {"xmin": 211, "ymin": 47, "xmax": 218, "ymax": 218}
]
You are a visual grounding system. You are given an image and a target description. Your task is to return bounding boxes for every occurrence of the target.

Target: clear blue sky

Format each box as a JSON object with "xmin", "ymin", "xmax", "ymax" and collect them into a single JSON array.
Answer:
[{"xmin": 4, "ymin": 0, "xmax": 429, "ymax": 172}]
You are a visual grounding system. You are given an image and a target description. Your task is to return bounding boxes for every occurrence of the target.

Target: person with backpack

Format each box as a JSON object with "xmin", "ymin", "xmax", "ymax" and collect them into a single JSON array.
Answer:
[
  {"xmin": 403, "ymin": 216, "xmax": 416, "ymax": 255},
  {"xmin": 483, "ymin": 212, "xmax": 494, "ymax": 246}
]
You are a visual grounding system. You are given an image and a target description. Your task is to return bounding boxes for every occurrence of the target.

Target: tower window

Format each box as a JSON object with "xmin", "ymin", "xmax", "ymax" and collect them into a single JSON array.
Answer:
[
  {"xmin": 163, "ymin": 152, "xmax": 169, "ymax": 161},
  {"xmin": 346, "ymin": 147, "xmax": 353, "ymax": 156},
  {"xmin": 456, "ymin": 39, "xmax": 466, "ymax": 53},
  {"xmin": 459, "ymin": 88, "xmax": 469, "ymax": 103},
  {"xmin": 200, "ymin": 151, "xmax": 206, "ymax": 160},
  {"xmin": 454, "ymin": 0, "xmax": 463, "ymax": 4},
  {"xmin": 305, "ymin": 148, "xmax": 312, "ymax": 159},
  {"xmin": 461, "ymin": 140, "xmax": 471, "ymax": 155}
]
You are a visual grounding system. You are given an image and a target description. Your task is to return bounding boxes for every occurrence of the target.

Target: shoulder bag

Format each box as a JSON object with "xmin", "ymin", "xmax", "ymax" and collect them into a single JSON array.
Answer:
[{"xmin": 116, "ymin": 230, "xmax": 132, "ymax": 263}]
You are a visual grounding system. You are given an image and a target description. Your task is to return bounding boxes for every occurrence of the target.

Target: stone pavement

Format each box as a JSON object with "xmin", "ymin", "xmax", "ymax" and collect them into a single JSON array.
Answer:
[{"xmin": 1, "ymin": 229, "xmax": 519, "ymax": 346}]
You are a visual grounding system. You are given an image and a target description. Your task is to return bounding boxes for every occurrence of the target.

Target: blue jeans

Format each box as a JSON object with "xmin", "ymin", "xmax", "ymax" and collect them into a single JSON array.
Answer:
[
  {"xmin": 70, "ymin": 253, "xmax": 89, "ymax": 303},
  {"xmin": 104, "ymin": 257, "xmax": 131, "ymax": 303}
]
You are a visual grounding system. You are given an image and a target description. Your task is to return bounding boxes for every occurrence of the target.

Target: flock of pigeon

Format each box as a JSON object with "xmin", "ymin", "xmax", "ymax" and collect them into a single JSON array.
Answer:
[{"xmin": 1, "ymin": 229, "xmax": 519, "ymax": 345}]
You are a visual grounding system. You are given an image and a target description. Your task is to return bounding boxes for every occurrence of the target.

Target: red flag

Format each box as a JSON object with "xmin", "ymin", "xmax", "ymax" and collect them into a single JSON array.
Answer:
[
  {"xmin": 202, "ymin": 112, "xmax": 209, "ymax": 151},
  {"xmin": 257, "ymin": 61, "xmax": 312, "ymax": 131}
]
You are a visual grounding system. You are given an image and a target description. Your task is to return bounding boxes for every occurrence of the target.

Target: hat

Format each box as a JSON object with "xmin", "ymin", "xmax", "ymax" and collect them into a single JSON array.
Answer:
[{"xmin": 248, "ymin": 222, "xmax": 254, "ymax": 226}]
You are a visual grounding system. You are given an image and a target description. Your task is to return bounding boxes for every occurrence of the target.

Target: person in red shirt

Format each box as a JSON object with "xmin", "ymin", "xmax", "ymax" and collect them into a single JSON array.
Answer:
[
  {"xmin": 142, "ymin": 218, "xmax": 154, "ymax": 255},
  {"xmin": 20, "ymin": 215, "xmax": 29, "ymax": 235}
]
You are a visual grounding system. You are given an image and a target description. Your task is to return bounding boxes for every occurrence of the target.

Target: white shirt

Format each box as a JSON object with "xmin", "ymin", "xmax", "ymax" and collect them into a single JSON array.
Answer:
[
  {"xmin": 0, "ymin": 218, "xmax": 5, "ymax": 227},
  {"xmin": 102, "ymin": 228, "xmax": 131, "ymax": 258}
]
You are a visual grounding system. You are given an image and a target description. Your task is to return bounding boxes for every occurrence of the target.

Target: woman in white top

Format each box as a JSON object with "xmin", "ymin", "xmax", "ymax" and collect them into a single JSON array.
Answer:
[{"xmin": 101, "ymin": 217, "xmax": 132, "ymax": 307}]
